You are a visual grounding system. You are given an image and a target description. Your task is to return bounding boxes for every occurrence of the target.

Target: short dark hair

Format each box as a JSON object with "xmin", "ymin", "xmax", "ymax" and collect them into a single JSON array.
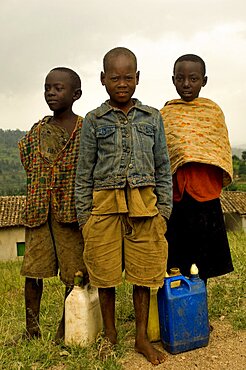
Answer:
[
  {"xmin": 50, "ymin": 67, "xmax": 81, "ymax": 89},
  {"xmin": 173, "ymin": 54, "xmax": 206, "ymax": 76},
  {"xmin": 103, "ymin": 47, "xmax": 137, "ymax": 72}
]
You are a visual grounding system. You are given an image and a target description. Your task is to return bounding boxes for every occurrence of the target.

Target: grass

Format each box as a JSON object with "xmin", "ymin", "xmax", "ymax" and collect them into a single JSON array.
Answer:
[
  {"xmin": 207, "ymin": 232, "xmax": 246, "ymax": 330},
  {"xmin": 0, "ymin": 232, "xmax": 245, "ymax": 369}
]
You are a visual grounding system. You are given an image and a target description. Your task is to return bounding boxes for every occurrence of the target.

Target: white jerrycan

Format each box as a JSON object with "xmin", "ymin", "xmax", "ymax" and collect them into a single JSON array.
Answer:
[{"xmin": 65, "ymin": 271, "xmax": 103, "ymax": 347}]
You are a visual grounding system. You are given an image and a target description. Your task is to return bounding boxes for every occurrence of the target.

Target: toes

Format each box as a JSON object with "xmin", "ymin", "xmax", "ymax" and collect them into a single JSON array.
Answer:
[{"xmin": 149, "ymin": 351, "xmax": 166, "ymax": 365}]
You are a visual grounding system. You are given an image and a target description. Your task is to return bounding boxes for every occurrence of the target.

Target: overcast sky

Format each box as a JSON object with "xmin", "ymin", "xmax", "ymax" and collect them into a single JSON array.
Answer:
[{"xmin": 1, "ymin": 0, "xmax": 245, "ymax": 147}]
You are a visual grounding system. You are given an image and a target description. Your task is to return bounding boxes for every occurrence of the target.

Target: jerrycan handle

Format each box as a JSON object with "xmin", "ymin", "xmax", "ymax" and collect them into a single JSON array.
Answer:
[{"xmin": 164, "ymin": 275, "xmax": 191, "ymax": 295}]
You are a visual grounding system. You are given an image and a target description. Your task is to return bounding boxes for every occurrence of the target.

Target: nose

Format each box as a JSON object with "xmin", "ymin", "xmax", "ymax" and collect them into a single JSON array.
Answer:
[
  {"xmin": 118, "ymin": 77, "xmax": 127, "ymax": 87},
  {"xmin": 46, "ymin": 87, "xmax": 56, "ymax": 96},
  {"xmin": 183, "ymin": 78, "xmax": 190, "ymax": 87}
]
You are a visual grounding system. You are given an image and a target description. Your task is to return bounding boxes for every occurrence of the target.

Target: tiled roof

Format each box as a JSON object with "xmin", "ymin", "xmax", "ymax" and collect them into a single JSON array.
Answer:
[
  {"xmin": 0, "ymin": 196, "xmax": 25, "ymax": 227},
  {"xmin": 220, "ymin": 191, "xmax": 246, "ymax": 215}
]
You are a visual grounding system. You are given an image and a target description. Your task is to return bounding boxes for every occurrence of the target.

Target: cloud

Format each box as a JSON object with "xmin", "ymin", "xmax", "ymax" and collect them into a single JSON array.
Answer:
[{"xmin": 0, "ymin": 0, "xmax": 245, "ymax": 145}]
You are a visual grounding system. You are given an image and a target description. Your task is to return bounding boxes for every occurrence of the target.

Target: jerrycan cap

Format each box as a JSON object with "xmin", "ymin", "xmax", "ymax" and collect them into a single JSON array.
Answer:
[
  {"xmin": 74, "ymin": 271, "xmax": 84, "ymax": 287},
  {"xmin": 190, "ymin": 264, "xmax": 199, "ymax": 275},
  {"xmin": 170, "ymin": 267, "xmax": 181, "ymax": 276}
]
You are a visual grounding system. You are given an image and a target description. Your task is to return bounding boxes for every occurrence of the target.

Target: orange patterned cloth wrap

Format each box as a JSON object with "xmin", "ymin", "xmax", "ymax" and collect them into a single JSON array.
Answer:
[{"xmin": 160, "ymin": 97, "xmax": 233, "ymax": 187}]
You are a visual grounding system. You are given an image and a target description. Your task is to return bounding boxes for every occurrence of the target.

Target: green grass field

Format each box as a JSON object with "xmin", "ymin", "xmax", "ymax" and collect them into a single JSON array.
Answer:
[{"xmin": 0, "ymin": 232, "xmax": 245, "ymax": 369}]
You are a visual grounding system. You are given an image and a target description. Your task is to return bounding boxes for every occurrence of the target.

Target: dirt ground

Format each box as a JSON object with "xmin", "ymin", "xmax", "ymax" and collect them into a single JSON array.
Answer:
[{"xmin": 120, "ymin": 320, "xmax": 246, "ymax": 370}]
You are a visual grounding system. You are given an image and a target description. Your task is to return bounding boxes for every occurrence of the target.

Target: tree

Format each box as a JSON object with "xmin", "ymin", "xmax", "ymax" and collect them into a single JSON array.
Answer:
[
  {"xmin": 239, "ymin": 162, "xmax": 246, "ymax": 176},
  {"xmin": 242, "ymin": 151, "xmax": 246, "ymax": 161}
]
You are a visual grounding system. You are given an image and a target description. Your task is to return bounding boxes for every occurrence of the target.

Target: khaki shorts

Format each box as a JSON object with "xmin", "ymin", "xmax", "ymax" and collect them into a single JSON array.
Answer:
[
  {"xmin": 82, "ymin": 213, "xmax": 168, "ymax": 288},
  {"xmin": 21, "ymin": 212, "xmax": 87, "ymax": 286}
]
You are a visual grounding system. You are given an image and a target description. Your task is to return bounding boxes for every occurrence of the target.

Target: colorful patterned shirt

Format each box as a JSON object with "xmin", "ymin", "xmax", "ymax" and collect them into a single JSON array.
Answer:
[{"xmin": 18, "ymin": 116, "xmax": 83, "ymax": 227}]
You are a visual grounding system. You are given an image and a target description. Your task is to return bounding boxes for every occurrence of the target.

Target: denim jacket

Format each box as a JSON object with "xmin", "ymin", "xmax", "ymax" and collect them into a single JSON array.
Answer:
[{"xmin": 75, "ymin": 99, "xmax": 172, "ymax": 225}]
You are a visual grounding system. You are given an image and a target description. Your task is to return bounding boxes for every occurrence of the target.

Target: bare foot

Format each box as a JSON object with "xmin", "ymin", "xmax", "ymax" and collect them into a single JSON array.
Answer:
[
  {"xmin": 26, "ymin": 329, "xmax": 41, "ymax": 339},
  {"xmin": 104, "ymin": 330, "xmax": 117, "ymax": 346},
  {"xmin": 4, "ymin": 330, "xmax": 41, "ymax": 346},
  {"xmin": 135, "ymin": 337, "xmax": 167, "ymax": 365},
  {"xmin": 98, "ymin": 336, "xmax": 116, "ymax": 361}
]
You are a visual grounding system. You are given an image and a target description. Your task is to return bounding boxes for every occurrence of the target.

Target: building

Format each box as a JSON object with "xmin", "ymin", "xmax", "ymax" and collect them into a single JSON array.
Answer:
[
  {"xmin": 0, "ymin": 196, "xmax": 25, "ymax": 261},
  {"xmin": 220, "ymin": 191, "xmax": 246, "ymax": 233}
]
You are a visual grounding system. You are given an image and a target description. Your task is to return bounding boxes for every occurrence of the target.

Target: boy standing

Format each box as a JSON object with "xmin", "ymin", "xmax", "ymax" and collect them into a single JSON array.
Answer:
[
  {"xmin": 75, "ymin": 47, "xmax": 172, "ymax": 365},
  {"xmin": 160, "ymin": 54, "xmax": 234, "ymax": 284},
  {"xmin": 19, "ymin": 67, "xmax": 87, "ymax": 341}
]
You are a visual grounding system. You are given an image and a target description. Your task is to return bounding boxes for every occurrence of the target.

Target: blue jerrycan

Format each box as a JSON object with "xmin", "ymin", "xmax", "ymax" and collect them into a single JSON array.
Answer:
[{"xmin": 157, "ymin": 265, "xmax": 210, "ymax": 354}]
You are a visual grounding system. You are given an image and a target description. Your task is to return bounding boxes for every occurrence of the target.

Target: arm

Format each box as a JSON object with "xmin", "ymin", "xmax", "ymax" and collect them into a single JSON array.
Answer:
[
  {"xmin": 18, "ymin": 122, "xmax": 40, "ymax": 172},
  {"xmin": 153, "ymin": 111, "xmax": 173, "ymax": 219},
  {"xmin": 18, "ymin": 138, "xmax": 29, "ymax": 172},
  {"xmin": 75, "ymin": 113, "xmax": 97, "ymax": 227}
]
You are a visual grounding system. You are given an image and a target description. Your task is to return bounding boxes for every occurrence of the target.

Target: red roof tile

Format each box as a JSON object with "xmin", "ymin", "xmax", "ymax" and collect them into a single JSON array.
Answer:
[{"xmin": 0, "ymin": 196, "xmax": 25, "ymax": 227}]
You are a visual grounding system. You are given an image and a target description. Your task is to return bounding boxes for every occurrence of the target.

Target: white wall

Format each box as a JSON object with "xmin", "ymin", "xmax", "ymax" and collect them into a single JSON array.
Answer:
[
  {"xmin": 0, "ymin": 226, "xmax": 25, "ymax": 261},
  {"xmin": 242, "ymin": 216, "xmax": 246, "ymax": 233},
  {"xmin": 224, "ymin": 213, "xmax": 242, "ymax": 233}
]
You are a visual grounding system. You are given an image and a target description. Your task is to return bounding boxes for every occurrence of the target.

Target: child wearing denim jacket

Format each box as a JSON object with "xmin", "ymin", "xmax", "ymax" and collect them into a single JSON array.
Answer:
[{"xmin": 75, "ymin": 47, "xmax": 172, "ymax": 365}]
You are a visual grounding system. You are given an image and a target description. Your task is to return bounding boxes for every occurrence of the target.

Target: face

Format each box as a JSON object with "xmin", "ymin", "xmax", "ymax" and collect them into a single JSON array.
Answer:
[
  {"xmin": 101, "ymin": 54, "xmax": 139, "ymax": 112},
  {"xmin": 44, "ymin": 70, "xmax": 81, "ymax": 112},
  {"xmin": 172, "ymin": 61, "xmax": 207, "ymax": 102}
]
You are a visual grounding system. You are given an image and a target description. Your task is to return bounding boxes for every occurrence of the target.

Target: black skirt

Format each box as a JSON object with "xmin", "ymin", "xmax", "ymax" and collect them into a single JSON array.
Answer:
[{"xmin": 166, "ymin": 192, "xmax": 234, "ymax": 281}]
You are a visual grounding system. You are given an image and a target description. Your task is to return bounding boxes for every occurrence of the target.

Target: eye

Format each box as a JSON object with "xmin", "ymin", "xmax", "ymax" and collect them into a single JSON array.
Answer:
[
  {"xmin": 111, "ymin": 77, "xmax": 119, "ymax": 82},
  {"xmin": 176, "ymin": 77, "xmax": 183, "ymax": 82}
]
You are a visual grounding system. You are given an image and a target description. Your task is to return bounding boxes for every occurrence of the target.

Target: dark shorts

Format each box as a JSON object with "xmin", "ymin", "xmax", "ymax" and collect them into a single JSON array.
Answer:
[{"xmin": 21, "ymin": 212, "xmax": 87, "ymax": 286}]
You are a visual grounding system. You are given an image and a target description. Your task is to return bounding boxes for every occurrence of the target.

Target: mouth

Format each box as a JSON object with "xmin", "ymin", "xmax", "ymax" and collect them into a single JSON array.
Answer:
[
  {"xmin": 117, "ymin": 91, "xmax": 128, "ymax": 97},
  {"xmin": 47, "ymin": 100, "xmax": 58, "ymax": 106}
]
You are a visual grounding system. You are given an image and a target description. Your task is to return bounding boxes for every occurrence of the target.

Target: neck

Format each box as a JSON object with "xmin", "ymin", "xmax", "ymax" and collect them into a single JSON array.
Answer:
[
  {"xmin": 53, "ymin": 110, "xmax": 76, "ymax": 122},
  {"xmin": 109, "ymin": 99, "xmax": 135, "ymax": 114},
  {"xmin": 51, "ymin": 112, "xmax": 78, "ymax": 136}
]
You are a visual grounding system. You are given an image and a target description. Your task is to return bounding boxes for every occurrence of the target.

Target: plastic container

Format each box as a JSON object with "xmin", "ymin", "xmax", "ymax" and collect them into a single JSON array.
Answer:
[
  {"xmin": 147, "ymin": 272, "xmax": 170, "ymax": 342},
  {"xmin": 157, "ymin": 266, "xmax": 209, "ymax": 354},
  {"xmin": 65, "ymin": 273, "xmax": 103, "ymax": 347},
  {"xmin": 147, "ymin": 288, "xmax": 160, "ymax": 342}
]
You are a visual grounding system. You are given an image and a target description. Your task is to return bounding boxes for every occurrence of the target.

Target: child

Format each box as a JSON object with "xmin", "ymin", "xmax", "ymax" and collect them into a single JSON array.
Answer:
[
  {"xmin": 160, "ymin": 54, "xmax": 234, "ymax": 284},
  {"xmin": 18, "ymin": 67, "xmax": 87, "ymax": 341},
  {"xmin": 75, "ymin": 47, "xmax": 172, "ymax": 365}
]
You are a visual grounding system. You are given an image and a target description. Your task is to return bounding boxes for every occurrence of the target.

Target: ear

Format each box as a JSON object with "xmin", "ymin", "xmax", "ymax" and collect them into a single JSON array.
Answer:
[
  {"xmin": 136, "ymin": 71, "xmax": 140, "ymax": 85},
  {"xmin": 100, "ymin": 71, "xmax": 105, "ymax": 86},
  {"xmin": 73, "ymin": 88, "xmax": 82, "ymax": 101},
  {"xmin": 172, "ymin": 76, "xmax": 175, "ymax": 85},
  {"xmin": 202, "ymin": 76, "xmax": 208, "ymax": 87}
]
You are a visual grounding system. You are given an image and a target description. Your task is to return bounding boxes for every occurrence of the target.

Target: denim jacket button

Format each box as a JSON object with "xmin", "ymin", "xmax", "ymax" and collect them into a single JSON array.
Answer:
[{"xmin": 128, "ymin": 163, "xmax": 133, "ymax": 169}]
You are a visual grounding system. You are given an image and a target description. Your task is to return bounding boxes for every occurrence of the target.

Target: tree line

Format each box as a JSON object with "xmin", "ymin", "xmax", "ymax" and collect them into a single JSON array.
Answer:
[{"xmin": 0, "ymin": 129, "xmax": 26, "ymax": 195}]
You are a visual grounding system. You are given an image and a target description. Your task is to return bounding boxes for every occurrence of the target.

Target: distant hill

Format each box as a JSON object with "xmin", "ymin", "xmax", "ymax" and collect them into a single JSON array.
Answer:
[{"xmin": 0, "ymin": 129, "xmax": 26, "ymax": 195}]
